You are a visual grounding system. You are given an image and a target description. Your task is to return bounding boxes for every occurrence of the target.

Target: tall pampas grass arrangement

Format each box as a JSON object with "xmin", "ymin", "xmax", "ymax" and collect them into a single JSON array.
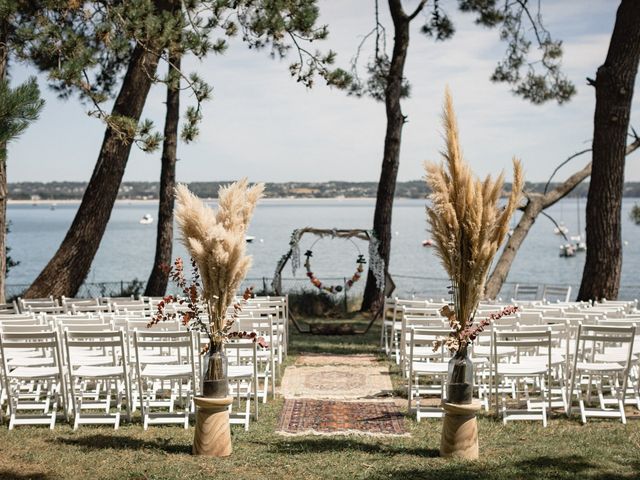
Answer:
[
  {"xmin": 426, "ymin": 89, "xmax": 524, "ymax": 352},
  {"xmin": 174, "ymin": 178, "xmax": 265, "ymax": 341}
]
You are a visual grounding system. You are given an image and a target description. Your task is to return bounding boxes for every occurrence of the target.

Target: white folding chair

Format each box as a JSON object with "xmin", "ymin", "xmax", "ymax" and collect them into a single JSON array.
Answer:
[
  {"xmin": 133, "ymin": 330, "xmax": 196, "ymax": 429},
  {"xmin": 492, "ymin": 329, "xmax": 553, "ymax": 426},
  {"xmin": 225, "ymin": 340, "xmax": 258, "ymax": 431},
  {"xmin": 64, "ymin": 330, "xmax": 131, "ymax": 429},
  {"xmin": 0, "ymin": 331, "xmax": 66, "ymax": 429},
  {"xmin": 406, "ymin": 327, "xmax": 450, "ymax": 420},
  {"xmin": 567, "ymin": 324, "xmax": 636, "ymax": 424}
]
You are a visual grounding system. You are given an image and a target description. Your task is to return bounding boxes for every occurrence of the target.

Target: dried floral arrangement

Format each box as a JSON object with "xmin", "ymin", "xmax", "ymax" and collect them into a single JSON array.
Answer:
[
  {"xmin": 425, "ymin": 89, "xmax": 524, "ymax": 352},
  {"xmin": 148, "ymin": 257, "xmax": 268, "ymax": 349},
  {"xmin": 149, "ymin": 179, "xmax": 265, "ymax": 349}
]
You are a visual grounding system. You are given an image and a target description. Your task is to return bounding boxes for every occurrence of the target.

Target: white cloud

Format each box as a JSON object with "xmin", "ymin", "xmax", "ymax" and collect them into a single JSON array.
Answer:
[{"xmin": 7, "ymin": 0, "xmax": 640, "ymax": 184}]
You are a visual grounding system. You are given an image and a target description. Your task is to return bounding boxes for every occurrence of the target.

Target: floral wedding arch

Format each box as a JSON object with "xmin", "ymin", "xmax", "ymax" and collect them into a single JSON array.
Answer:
[{"xmin": 271, "ymin": 227, "xmax": 387, "ymax": 298}]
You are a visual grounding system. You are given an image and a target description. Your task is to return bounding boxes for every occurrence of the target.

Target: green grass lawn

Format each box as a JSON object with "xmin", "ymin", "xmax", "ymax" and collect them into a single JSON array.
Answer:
[{"xmin": 1, "ymin": 319, "xmax": 639, "ymax": 480}]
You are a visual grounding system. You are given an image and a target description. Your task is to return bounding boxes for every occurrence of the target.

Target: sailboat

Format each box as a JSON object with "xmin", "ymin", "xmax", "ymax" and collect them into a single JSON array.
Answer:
[{"xmin": 572, "ymin": 194, "xmax": 586, "ymax": 252}]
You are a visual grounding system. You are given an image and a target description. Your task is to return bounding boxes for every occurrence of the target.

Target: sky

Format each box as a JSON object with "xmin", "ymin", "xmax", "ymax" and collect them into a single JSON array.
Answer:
[{"xmin": 7, "ymin": 0, "xmax": 640, "ymax": 184}]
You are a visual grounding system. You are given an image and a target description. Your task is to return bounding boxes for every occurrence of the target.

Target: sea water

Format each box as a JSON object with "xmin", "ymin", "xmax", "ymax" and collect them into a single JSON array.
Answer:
[{"xmin": 7, "ymin": 197, "xmax": 640, "ymax": 300}]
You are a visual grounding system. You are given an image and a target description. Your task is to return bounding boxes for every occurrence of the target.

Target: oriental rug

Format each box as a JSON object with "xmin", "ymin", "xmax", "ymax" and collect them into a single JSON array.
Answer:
[{"xmin": 276, "ymin": 399, "xmax": 408, "ymax": 437}]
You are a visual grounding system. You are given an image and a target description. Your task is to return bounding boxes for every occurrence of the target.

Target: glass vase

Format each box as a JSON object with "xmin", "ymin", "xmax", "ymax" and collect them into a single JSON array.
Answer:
[
  {"xmin": 446, "ymin": 346, "xmax": 473, "ymax": 404},
  {"xmin": 202, "ymin": 341, "xmax": 228, "ymax": 398}
]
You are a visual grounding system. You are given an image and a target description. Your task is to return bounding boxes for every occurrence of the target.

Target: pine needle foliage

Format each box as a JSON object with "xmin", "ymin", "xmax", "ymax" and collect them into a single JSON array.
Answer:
[
  {"xmin": 174, "ymin": 179, "xmax": 264, "ymax": 336},
  {"xmin": 425, "ymin": 89, "xmax": 524, "ymax": 330}
]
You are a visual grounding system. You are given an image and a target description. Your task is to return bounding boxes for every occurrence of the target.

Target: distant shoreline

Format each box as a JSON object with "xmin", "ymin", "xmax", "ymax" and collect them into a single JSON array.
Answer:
[{"xmin": 7, "ymin": 197, "xmax": 391, "ymax": 205}]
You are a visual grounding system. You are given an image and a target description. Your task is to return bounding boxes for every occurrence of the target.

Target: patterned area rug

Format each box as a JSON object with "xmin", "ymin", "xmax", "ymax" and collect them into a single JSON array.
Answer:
[
  {"xmin": 276, "ymin": 399, "xmax": 408, "ymax": 437},
  {"xmin": 280, "ymin": 365, "xmax": 393, "ymax": 400}
]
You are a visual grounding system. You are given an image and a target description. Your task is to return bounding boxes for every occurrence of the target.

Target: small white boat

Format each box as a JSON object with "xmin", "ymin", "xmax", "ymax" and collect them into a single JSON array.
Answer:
[
  {"xmin": 422, "ymin": 239, "xmax": 433, "ymax": 247},
  {"xmin": 554, "ymin": 223, "xmax": 569, "ymax": 235},
  {"xmin": 245, "ymin": 235, "xmax": 255, "ymax": 243},
  {"xmin": 570, "ymin": 235, "xmax": 586, "ymax": 252},
  {"xmin": 559, "ymin": 243, "xmax": 576, "ymax": 257},
  {"xmin": 139, "ymin": 214, "xmax": 153, "ymax": 225}
]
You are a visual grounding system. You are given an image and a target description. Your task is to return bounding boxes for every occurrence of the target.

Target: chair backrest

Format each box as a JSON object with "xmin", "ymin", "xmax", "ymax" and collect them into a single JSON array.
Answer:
[
  {"xmin": 513, "ymin": 284, "xmax": 540, "ymax": 301},
  {"xmin": 64, "ymin": 330, "xmax": 126, "ymax": 365},
  {"xmin": 0, "ymin": 323, "xmax": 54, "ymax": 333},
  {"xmin": 18, "ymin": 296, "xmax": 56, "ymax": 311},
  {"xmin": 133, "ymin": 329, "xmax": 195, "ymax": 366},
  {"xmin": 100, "ymin": 295, "xmax": 136, "ymax": 305},
  {"xmin": 0, "ymin": 331, "xmax": 63, "ymax": 373},
  {"xmin": 542, "ymin": 285, "xmax": 572, "ymax": 303},
  {"xmin": 493, "ymin": 329, "xmax": 553, "ymax": 362},
  {"xmin": 71, "ymin": 303, "xmax": 112, "ymax": 314},
  {"xmin": 516, "ymin": 311, "xmax": 543, "ymax": 325},
  {"xmin": 0, "ymin": 301, "xmax": 19, "ymax": 314},
  {"xmin": 0, "ymin": 316, "xmax": 44, "ymax": 326},
  {"xmin": 224, "ymin": 338, "xmax": 258, "ymax": 368},
  {"xmin": 575, "ymin": 324, "xmax": 636, "ymax": 356},
  {"xmin": 408, "ymin": 326, "xmax": 450, "ymax": 357}
]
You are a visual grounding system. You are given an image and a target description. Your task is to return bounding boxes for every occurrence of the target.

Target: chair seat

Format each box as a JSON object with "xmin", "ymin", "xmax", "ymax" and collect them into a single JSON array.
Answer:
[
  {"xmin": 131, "ymin": 355, "xmax": 180, "ymax": 365},
  {"xmin": 73, "ymin": 365, "xmax": 124, "ymax": 378},
  {"xmin": 411, "ymin": 347, "xmax": 442, "ymax": 358},
  {"xmin": 576, "ymin": 362, "xmax": 626, "ymax": 372},
  {"xmin": 594, "ymin": 352, "xmax": 636, "ymax": 363},
  {"xmin": 141, "ymin": 364, "xmax": 193, "ymax": 378},
  {"xmin": 473, "ymin": 345, "xmax": 516, "ymax": 357},
  {"xmin": 7, "ymin": 357, "xmax": 55, "ymax": 367},
  {"xmin": 411, "ymin": 362, "xmax": 449, "ymax": 374},
  {"xmin": 228, "ymin": 365, "xmax": 253, "ymax": 379},
  {"xmin": 69, "ymin": 355, "xmax": 115, "ymax": 366},
  {"xmin": 496, "ymin": 363, "xmax": 548, "ymax": 375},
  {"xmin": 8, "ymin": 366, "xmax": 60, "ymax": 379}
]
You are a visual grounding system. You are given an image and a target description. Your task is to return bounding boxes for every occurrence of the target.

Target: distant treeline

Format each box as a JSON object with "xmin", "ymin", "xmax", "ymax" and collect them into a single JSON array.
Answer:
[{"xmin": 8, "ymin": 180, "xmax": 640, "ymax": 200}]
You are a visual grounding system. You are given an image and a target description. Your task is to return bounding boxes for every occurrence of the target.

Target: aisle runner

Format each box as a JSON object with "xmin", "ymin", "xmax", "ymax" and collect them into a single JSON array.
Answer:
[
  {"xmin": 276, "ymin": 354, "xmax": 408, "ymax": 437},
  {"xmin": 277, "ymin": 399, "xmax": 407, "ymax": 437}
]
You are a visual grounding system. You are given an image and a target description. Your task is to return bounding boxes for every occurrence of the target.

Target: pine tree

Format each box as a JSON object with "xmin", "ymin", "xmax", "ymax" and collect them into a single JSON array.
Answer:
[
  {"xmin": 15, "ymin": 1, "xmax": 348, "ymax": 298},
  {"xmin": 348, "ymin": 0, "xmax": 575, "ymax": 310},
  {"xmin": 0, "ymin": 2, "xmax": 45, "ymax": 302}
]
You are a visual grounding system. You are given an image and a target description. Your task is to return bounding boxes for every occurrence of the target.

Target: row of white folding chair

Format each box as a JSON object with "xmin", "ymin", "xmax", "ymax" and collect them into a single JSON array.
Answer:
[
  {"xmin": 1, "ymin": 327, "xmax": 199, "ymax": 430},
  {"xmin": 490, "ymin": 322, "xmax": 638, "ymax": 424}
]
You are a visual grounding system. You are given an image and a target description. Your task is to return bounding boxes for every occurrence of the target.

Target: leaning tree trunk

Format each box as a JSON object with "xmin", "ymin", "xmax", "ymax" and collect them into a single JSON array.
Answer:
[
  {"xmin": 485, "ymin": 136, "xmax": 640, "ymax": 299},
  {"xmin": 361, "ymin": 0, "xmax": 413, "ymax": 311},
  {"xmin": 145, "ymin": 50, "xmax": 181, "ymax": 297},
  {"xmin": 578, "ymin": 0, "xmax": 640, "ymax": 301},
  {"xmin": 0, "ymin": 18, "xmax": 9, "ymax": 303},
  {"xmin": 24, "ymin": 6, "xmax": 171, "ymax": 298}
]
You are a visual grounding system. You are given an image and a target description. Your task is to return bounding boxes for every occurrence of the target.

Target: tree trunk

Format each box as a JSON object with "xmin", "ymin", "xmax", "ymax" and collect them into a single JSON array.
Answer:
[
  {"xmin": 24, "ymin": 5, "xmax": 171, "ymax": 298},
  {"xmin": 485, "ymin": 136, "xmax": 639, "ymax": 299},
  {"xmin": 144, "ymin": 50, "xmax": 181, "ymax": 297},
  {"xmin": 485, "ymin": 198, "xmax": 544, "ymax": 300},
  {"xmin": 578, "ymin": 0, "xmax": 640, "ymax": 301},
  {"xmin": 0, "ymin": 17, "xmax": 9, "ymax": 303},
  {"xmin": 361, "ymin": 0, "xmax": 412, "ymax": 311}
]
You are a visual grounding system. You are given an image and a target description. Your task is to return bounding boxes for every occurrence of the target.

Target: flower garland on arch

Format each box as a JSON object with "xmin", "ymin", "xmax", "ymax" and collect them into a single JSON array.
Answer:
[{"xmin": 304, "ymin": 250, "xmax": 366, "ymax": 294}]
